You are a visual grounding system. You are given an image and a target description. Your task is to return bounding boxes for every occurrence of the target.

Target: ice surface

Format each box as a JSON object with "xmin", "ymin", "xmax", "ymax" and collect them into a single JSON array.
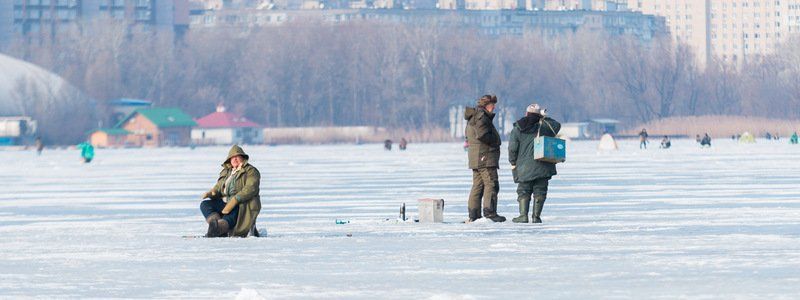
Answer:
[{"xmin": 1, "ymin": 139, "xmax": 799, "ymax": 298}]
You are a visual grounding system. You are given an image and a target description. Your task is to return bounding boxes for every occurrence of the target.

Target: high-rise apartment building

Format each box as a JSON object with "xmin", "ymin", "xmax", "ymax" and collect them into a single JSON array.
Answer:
[
  {"xmin": 0, "ymin": 0, "xmax": 187, "ymax": 44},
  {"xmin": 625, "ymin": 0, "xmax": 800, "ymax": 64}
]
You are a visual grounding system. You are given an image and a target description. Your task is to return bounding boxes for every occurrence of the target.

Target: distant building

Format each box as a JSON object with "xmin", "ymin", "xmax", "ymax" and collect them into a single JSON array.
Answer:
[
  {"xmin": 188, "ymin": 8, "xmax": 666, "ymax": 41},
  {"xmin": 108, "ymin": 98, "xmax": 153, "ymax": 126},
  {"xmin": 0, "ymin": 116, "xmax": 37, "ymax": 146},
  {"xmin": 560, "ymin": 122, "xmax": 590, "ymax": 139},
  {"xmin": 192, "ymin": 104, "xmax": 263, "ymax": 145},
  {"xmin": 588, "ymin": 118, "xmax": 619, "ymax": 137},
  {"xmin": 621, "ymin": 0, "xmax": 800, "ymax": 65},
  {"xmin": 89, "ymin": 128, "xmax": 131, "ymax": 148},
  {"xmin": 117, "ymin": 107, "xmax": 197, "ymax": 147},
  {"xmin": 0, "ymin": 0, "xmax": 190, "ymax": 44},
  {"xmin": 561, "ymin": 119, "xmax": 618, "ymax": 139}
]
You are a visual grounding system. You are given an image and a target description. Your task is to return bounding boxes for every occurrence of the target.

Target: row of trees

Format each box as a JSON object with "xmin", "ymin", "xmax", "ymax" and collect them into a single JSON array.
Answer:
[{"xmin": 4, "ymin": 19, "xmax": 800, "ymax": 143}]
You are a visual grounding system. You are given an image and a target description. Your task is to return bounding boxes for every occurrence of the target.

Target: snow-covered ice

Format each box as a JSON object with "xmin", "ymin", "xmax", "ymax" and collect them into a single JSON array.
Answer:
[{"xmin": 1, "ymin": 139, "xmax": 799, "ymax": 298}]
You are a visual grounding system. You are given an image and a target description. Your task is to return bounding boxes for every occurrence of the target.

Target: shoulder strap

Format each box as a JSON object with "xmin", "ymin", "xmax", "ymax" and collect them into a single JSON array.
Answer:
[{"xmin": 537, "ymin": 119, "xmax": 556, "ymax": 138}]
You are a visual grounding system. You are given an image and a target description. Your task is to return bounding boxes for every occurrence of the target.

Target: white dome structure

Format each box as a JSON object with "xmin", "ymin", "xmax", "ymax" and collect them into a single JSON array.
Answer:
[
  {"xmin": 1, "ymin": 53, "xmax": 95, "ymax": 144},
  {"xmin": 0, "ymin": 53, "xmax": 79, "ymax": 116}
]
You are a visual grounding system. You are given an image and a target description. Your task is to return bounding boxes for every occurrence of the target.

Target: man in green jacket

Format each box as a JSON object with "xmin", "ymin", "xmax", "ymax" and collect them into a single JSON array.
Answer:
[
  {"xmin": 508, "ymin": 104, "xmax": 561, "ymax": 223},
  {"xmin": 201, "ymin": 145, "xmax": 262, "ymax": 237},
  {"xmin": 465, "ymin": 95, "xmax": 506, "ymax": 223}
]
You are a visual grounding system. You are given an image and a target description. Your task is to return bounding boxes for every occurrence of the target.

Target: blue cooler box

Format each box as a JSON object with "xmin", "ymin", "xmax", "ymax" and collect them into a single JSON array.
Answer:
[{"xmin": 534, "ymin": 136, "xmax": 566, "ymax": 163}]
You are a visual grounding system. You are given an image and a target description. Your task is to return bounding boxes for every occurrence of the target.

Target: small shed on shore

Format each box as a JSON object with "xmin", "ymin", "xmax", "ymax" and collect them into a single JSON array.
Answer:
[
  {"xmin": 117, "ymin": 108, "xmax": 197, "ymax": 147},
  {"xmin": 89, "ymin": 128, "xmax": 131, "ymax": 148}
]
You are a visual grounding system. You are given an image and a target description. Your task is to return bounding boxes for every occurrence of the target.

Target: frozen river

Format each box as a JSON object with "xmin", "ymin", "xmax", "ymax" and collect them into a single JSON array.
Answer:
[{"xmin": 1, "ymin": 139, "xmax": 799, "ymax": 299}]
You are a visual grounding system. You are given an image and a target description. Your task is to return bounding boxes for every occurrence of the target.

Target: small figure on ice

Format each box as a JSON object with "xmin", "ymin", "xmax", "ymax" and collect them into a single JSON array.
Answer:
[
  {"xmin": 384, "ymin": 139, "xmax": 393, "ymax": 151},
  {"xmin": 399, "ymin": 138, "xmax": 408, "ymax": 151},
  {"xmin": 700, "ymin": 133, "xmax": 712, "ymax": 147},
  {"xmin": 791, "ymin": 132, "xmax": 798, "ymax": 144},
  {"xmin": 35, "ymin": 136, "xmax": 44, "ymax": 156},
  {"xmin": 77, "ymin": 141, "xmax": 94, "ymax": 163},
  {"xmin": 638, "ymin": 128, "xmax": 649, "ymax": 149},
  {"xmin": 660, "ymin": 136, "xmax": 671, "ymax": 149},
  {"xmin": 200, "ymin": 145, "xmax": 262, "ymax": 237}
]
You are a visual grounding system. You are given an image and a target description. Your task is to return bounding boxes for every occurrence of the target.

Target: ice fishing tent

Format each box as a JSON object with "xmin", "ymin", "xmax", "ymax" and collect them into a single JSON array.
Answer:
[
  {"xmin": 739, "ymin": 132, "xmax": 756, "ymax": 144},
  {"xmin": 598, "ymin": 133, "xmax": 618, "ymax": 150}
]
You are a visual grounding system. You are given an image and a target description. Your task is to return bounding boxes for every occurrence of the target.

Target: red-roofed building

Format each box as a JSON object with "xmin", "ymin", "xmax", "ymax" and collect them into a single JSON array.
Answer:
[{"xmin": 191, "ymin": 104, "xmax": 263, "ymax": 145}]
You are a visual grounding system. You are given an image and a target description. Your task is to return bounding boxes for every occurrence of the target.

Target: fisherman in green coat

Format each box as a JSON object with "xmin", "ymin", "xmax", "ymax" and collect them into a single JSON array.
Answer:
[
  {"xmin": 508, "ymin": 104, "xmax": 561, "ymax": 223},
  {"xmin": 200, "ymin": 145, "xmax": 262, "ymax": 237},
  {"xmin": 464, "ymin": 95, "xmax": 506, "ymax": 222}
]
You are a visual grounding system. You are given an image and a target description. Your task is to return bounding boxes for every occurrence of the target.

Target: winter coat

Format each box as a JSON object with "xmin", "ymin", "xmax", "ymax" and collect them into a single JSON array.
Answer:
[
  {"xmin": 508, "ymin": 115, "xmax": 561, "ymax": 183},
  {"xmin": 465, "ymin": 106, "xmax": 501, "ymax": 169},
  {"xmin": 78, "ymin": 142, "xmax": 94, "ymax": 160},
  {"xmin": 208, "ymin": 145, "xmax": 261, "ymax": 237}
]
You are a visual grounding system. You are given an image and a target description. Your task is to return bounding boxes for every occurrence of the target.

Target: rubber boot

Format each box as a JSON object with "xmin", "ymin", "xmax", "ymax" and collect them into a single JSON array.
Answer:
[
  {"xmin": 512, "ymin": 199, "xmax": 530, "ymax": 223},
  {"xmin": 532, "ymin": 195, "xmax": 546, "ymax": 223}
]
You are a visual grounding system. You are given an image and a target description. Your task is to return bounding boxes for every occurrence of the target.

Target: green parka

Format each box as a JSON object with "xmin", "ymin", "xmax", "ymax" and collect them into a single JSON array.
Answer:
[
  {"xmin": 208, "ymin": 145, "xmax": 262, "ymax": 237},
  {"xmin": 465, "ymin": 107, "xmax": 502, "ymax": 169},
  {"xmin": 508, "ymin": 115, "xmax": 561, "ymax": 183}
]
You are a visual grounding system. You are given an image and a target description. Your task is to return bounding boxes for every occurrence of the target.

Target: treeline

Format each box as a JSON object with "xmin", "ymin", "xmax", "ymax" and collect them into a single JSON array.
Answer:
[{"xmin": 4, "ymin": 19, "xmax": 800, "ymax": 144}]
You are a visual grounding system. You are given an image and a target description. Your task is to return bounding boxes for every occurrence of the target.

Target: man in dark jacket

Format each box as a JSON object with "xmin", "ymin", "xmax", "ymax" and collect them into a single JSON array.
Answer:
[
  {"xmin": 508, "ymin": 104, "xmax": 561, "ymax": 223},
  {"xmin": 465, "ymin": 95, "xmax": 506, "ymax": 222}
]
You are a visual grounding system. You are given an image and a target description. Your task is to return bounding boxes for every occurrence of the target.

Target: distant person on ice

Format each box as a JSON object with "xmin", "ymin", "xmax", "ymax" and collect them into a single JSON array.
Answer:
[
  {"xmin": 200, "ymin": 145, "xmax": 262, "ymax": 237},
  {"xmin": 660, "ymin": 136, "xmax": 671, "ymax": 149},
  {"xmin": 464, "ymin": 94, "xmax": 505, "ymax": 223},
  {"xmin": 508, "ymin": 104, "xmax": 561, "ymax": 223},
  {"xmin": 384, "ymin": 139, "xmax": 393, "ymax": 151},
  {"xmin": 399, "ymin": 138, "xmax": 408, "ymax": 150},
  {"xmin": 791, "ymin": 132, "xmax": 798, "ymax": 144},
  {"xmin": 701, "ymin": 133, "xmax": 712, "ymax": 147},
  {"xmin": 77, "ymin": 141, "xmax": 94, "ymax": 163},
  {"xmin": 35, "ymin": 137, "xmax": 44, "ymax": 155},
  {"xmin": 639, "ymin": 128, "xmax": 649, "ymax": 149}
]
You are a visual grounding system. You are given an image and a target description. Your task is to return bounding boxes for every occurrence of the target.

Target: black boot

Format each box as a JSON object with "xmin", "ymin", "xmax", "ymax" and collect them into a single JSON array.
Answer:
[
  {"xmin": 466, "ymin": 208, "xmax": 482, "ymax": 223},
  {"xmin": 206, "ymin": 219, "xmax": 230, "ymax": 237},
  {"xmin": 205, "ymin": 219, "xmax": 218, "ymax": 237},
  {"xmin": 206, "ymin": 212, "xmax": 220, "ymax": 224},
  {"xmin": 483, "ymin": 208, "xmax": 506, "ymax": 222},
  {"xmin": 216, "ymin": 219, "xmax": 230, "ymax": 237},
  {"xmin": 487, "ymin": 215, "xmax": 507, "ymax": 222},
  {"xmin": 532, "ymin": 195, "xmax": 546, "ymax": 223}
]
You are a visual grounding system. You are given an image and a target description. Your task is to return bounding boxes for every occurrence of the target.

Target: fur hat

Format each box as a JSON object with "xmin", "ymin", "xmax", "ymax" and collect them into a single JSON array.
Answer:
[{"xmin": 477, "ymin": 94, "xmax": 498, "ymax": 107}]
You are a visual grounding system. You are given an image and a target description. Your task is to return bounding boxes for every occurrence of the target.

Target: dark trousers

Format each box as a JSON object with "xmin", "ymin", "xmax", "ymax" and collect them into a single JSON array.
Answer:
[
  {"xmin": 200, "ymin": 199, "xmax": 239, "ymax": 227},
  {"xmin": 517, "ymin": 178, "xmax": 549, "ymax": 203},
  {"xmin": 468, "ymin": 167, "xmax": 499, "ymax": 218}
]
